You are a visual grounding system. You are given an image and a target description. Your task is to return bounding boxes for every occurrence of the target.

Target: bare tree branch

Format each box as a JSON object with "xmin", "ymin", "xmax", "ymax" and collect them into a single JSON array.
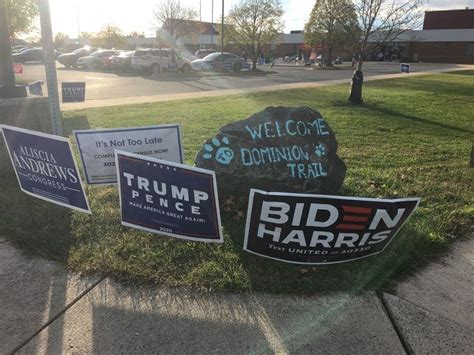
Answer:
[
  {"xmin": 351, "ymin": 0, "xmax": 425, "ymax": 69},
  {"xmin": 153, "ymin": 0, "xmax": 199, "ymax": 45},
  {"xmin": 304, "ymin": 0, "xmax": 359, "ymax": 65},
  {"xmin": 223, "ymin": 0, "xmax": 284, "ymax": 70}
]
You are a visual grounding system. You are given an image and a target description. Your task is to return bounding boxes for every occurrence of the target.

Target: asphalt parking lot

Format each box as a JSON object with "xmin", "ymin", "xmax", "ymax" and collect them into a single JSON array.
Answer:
[{"xmin": 18, "ymin": 62, "xmax": 464, "ymax": 101}]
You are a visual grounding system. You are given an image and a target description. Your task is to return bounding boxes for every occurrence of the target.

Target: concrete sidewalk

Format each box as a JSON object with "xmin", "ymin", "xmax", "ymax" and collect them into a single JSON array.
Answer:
[
  {"xmin": 61, "ymin": 65, "xmax": 474, "ymax": 111},
  {"xmin": 1, "ymin": 235, "xmax": 473, "ymax": 354}
]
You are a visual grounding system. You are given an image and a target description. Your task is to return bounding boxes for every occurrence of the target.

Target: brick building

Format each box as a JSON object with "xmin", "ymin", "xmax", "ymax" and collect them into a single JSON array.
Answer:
[
  {"xmin": 423, "ymin": 9, "xmax": 474, "ymax": 30},
  {"xmin": 369, "ymin": 9, "xmax": 474, "ymax": 64},
  {"xmin": 262, "ymin": 31, "xmax": 304, "ymax": 58}
]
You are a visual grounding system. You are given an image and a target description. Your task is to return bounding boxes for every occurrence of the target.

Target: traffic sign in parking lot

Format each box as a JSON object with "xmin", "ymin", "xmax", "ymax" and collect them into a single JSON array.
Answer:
[{"xmin": 62, "ymin": 82, "xmax": 86, "ymax": 102}]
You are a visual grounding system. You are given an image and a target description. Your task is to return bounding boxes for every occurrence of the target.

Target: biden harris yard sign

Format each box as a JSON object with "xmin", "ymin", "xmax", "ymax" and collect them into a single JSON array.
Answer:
[
  {"xmin": 0, "ymin": 125, "xmax": 91, "ymax": 214},
  {"xmin": 244, "ymin": 189, "xmax": 419, "ymax": 265},
  {"xmin": 74, "ymin": 125, "xmax": 183, "ymax": 185},
  {"xmin": 115, "ymin": 150, "xmax": 223, "ymax": 243}
]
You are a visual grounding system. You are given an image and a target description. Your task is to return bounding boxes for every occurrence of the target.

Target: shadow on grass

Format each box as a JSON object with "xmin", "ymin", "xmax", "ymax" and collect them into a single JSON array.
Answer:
[
  {"xmin": 362, "ymin": 104, "xmax": 473, "ymax": 135},
  {"xmin": 329, "ymin": 99, "xmax": 473, "ymax": 136},
  {"xmin": 445, "ymin": 70, "xmax": 474, "ymax": 76},
  {"xmin": 370, "ymin": 77, "xmax": 474, "ymax": 99},
  {"xmin": 63, "ymin": 115, "xmax": 91, "ymax": 135},
  {"xmin": 0, "ymin": 169, "xmax": 463, "ymax": 296},
  {"xmin": 0, "ymin": 172, "xmax": 73, "ymax": 261}
]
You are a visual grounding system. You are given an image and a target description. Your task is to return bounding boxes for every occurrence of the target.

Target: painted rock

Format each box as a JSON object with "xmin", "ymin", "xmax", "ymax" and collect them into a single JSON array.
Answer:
[{"xmin": 195, "ymin": 106, "xmax": 346, "ymax": 203}]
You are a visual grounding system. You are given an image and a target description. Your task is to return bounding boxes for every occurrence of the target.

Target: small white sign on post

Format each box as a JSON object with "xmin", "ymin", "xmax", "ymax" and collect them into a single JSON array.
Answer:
[{"xmin": 74, "ymin": 124, "xmax": 184, "ymax": 185}]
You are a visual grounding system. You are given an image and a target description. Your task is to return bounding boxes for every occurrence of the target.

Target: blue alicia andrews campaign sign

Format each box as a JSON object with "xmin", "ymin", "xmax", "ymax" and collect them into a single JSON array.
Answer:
[
  {"xmin": 28, "ymin": 81, "xmax": 43, "ymax": 96},
  {"xmin": 0, "ymin": 125, "xmax": 91, "ymax": 214},
  {"xmin": 115, "ymin": 150, "xmax": 223, "ymax": 242}
]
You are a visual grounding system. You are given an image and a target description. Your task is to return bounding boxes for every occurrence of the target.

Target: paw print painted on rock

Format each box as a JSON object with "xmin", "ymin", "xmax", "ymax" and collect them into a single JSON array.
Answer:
[
  {"xmin": 314, "ymin": 143, "xmax": 327, "ymax": 158},
  {"xmin": 203, "ymin": 136, "xmax": 235, "ymax": 165}
]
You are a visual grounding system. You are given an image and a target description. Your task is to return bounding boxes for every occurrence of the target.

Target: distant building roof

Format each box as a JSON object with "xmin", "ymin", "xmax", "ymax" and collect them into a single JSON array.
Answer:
[
  {"xmin": 411, "ymin": 29, "xmax": 474, "ymax": 42},
  {"xmin": 279, "ymin": 32, "xmax": 304, "ymax": 44},
  {"xmin": 163, "ymin": 18, "xmax": 219, "ymax": 36},
  {"xmin": 423, "ymin": 9, "xmax": 474, "ymax": 30},
  {"xmin": 368, "ymin": 29, "xmax": 474, "ymax": 43}
]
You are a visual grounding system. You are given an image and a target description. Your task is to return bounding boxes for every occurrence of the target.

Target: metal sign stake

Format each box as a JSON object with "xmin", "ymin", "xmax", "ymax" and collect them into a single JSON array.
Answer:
[{"xmin": 39, "ymin": 0, "xmax": 64, "ymax": 136}]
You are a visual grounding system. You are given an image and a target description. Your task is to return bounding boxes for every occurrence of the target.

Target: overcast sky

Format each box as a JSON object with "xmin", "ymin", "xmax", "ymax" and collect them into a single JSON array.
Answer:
[{"xmin": 47, "ymin": 0, "xmax": 474, "ymax": 38}]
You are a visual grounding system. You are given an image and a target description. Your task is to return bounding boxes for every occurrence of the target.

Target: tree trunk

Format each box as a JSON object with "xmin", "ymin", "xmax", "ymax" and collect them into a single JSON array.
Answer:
[
  {"xmin": 252, "ymin": 57, "xmax": 257, "ymax": 71},
  {"xmin": 348, "ymin": 58, "xmax": 364, "ymax": 104},
  {"xmin": 327, "ymin": 47, "xmax": 333, "ymax": 67}
]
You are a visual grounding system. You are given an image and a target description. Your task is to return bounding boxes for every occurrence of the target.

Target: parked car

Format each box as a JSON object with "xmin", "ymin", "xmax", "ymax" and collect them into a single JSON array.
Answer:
[
  {"xmin": 77, "ymin": 50, "xmax": 120, "ymax": 69},
  {"xmin": 195, "ymin": 49, "xmax": 215, "ymax": 59},
  {"xmin": 12, "ymin": 48, "xmax": 43, "ymax": 63},
  {"xmin": 131, "ymin": 48, "xmax": 192, "ymax": 75},
  {"xmin": 102, "ymin": 51, "xmax": 121, "ymax": 70},
  {"xmin": 12, "ymin": 45, "xmax": 33, "ymax": 54},
  {"xmin": 57, "ymin": 47, "xmax": 98, "ymax": 68},
  {"xmin": 110, "ymin": 51, "xmax": 135, "ymax": 72},
  {"xmin": 191, "ymin": 52, "xmax": 246, "ymax": 72}
]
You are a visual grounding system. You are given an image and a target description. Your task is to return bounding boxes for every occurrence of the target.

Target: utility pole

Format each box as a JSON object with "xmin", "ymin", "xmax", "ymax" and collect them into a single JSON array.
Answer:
[
  {"xmin": 0, "ymin": 0, "xmax": 27, "ymax": 98},
  {"xmin": 211, "ymin": 0, "xmax": 214, "ymax": 47},
  {"xmin": 76, "ymin": 3, "xmax": 81, "ymax": 45},
  {"xmin": 221, "ymin": 0, "xmax": 224, "ymax": 71},
  {"xmin": 39, "ymin": 0, "xmax": 64, "ymax": 136},
  {"xmin": 199, "ymin": 0, "xmax": 202, "ymax": 50}
]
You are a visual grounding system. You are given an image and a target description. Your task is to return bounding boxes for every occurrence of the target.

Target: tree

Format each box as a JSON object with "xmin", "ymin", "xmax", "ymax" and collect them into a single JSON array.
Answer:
[
  {"xmin": 54, "ymin": 32, "xmax": 69, "ymax": 49},
  {"xmin": 348, "ymin": 0, "xmax": 425, "ymax": 104},
  {"xmin": 128, "ymin": 32, "xmax": 145, "ymax": 49},
  {"xmin": 224, "ymin": 0, "xmax": 284, "ymax": 71},
  {"xmin": 6, "ymin": 0, "xmax": 38, "ymax": 38},
  {"xmin": 153, "ymin": 0, "xmax": 199, "ymax": 44},
  {"xmin": 304, "ymin": 0, "xmax": 359, "ymax": 66},
  {"xmin": 80, "ymin": 32, "xmax": 93, "ymax": 40},
  {"xmin": 91, "ymin": 25, "xmax": 127, "ymax": 49}
]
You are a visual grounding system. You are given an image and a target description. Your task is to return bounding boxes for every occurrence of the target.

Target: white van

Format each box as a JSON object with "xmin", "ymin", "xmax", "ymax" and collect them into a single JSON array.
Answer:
[{"xmin": 131, "ymin": 48, "xmax": 192, "ymax": 75}]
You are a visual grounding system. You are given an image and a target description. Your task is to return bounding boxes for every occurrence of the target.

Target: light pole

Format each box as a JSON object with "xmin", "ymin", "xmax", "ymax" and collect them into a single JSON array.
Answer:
[
  {"xmin": 199, "ymin": 0, "xmax": 202, "ymax": 50},
  {"xmin": 221, "ymin": 0, "xmax": 224, "ymax": 71},
  {"xmin": 76, "ymin": 2, "xmax": 81, "ymax": 45},
  {"xmin": 211, "ymin": 0, "xmax": 214, "ymax": 47},
  {"xmin": 0, "ymin": 0, "xmax": 27, "ymax": 98},
  {"xmin": 39, "ymin": 0, "xmax": 64, "ymax": 136}
]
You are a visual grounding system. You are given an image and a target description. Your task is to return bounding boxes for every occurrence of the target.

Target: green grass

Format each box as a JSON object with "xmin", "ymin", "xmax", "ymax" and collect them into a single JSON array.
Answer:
[{"xmin": 1, "ymin": 71, "xmax": 473, "ymax": 294}]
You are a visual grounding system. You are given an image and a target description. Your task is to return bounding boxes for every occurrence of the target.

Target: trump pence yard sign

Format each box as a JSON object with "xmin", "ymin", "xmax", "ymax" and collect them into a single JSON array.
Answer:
[{"xmin": 115, "ymin": 150, "xmax": 223, "ymax": 242}]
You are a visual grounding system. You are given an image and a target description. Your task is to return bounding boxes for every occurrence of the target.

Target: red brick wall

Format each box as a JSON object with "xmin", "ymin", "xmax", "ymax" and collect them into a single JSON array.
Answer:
[
  {"xmin": 423, "ymin": 10, "xmax": 474, "ymax": 30},
  {"xmin": 260, "ymin": 43, "xmax": 303, "ymax": 58},
  {"xmin": 409, "ymin": 42, "xmax": 474, "ymax": 64}
]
